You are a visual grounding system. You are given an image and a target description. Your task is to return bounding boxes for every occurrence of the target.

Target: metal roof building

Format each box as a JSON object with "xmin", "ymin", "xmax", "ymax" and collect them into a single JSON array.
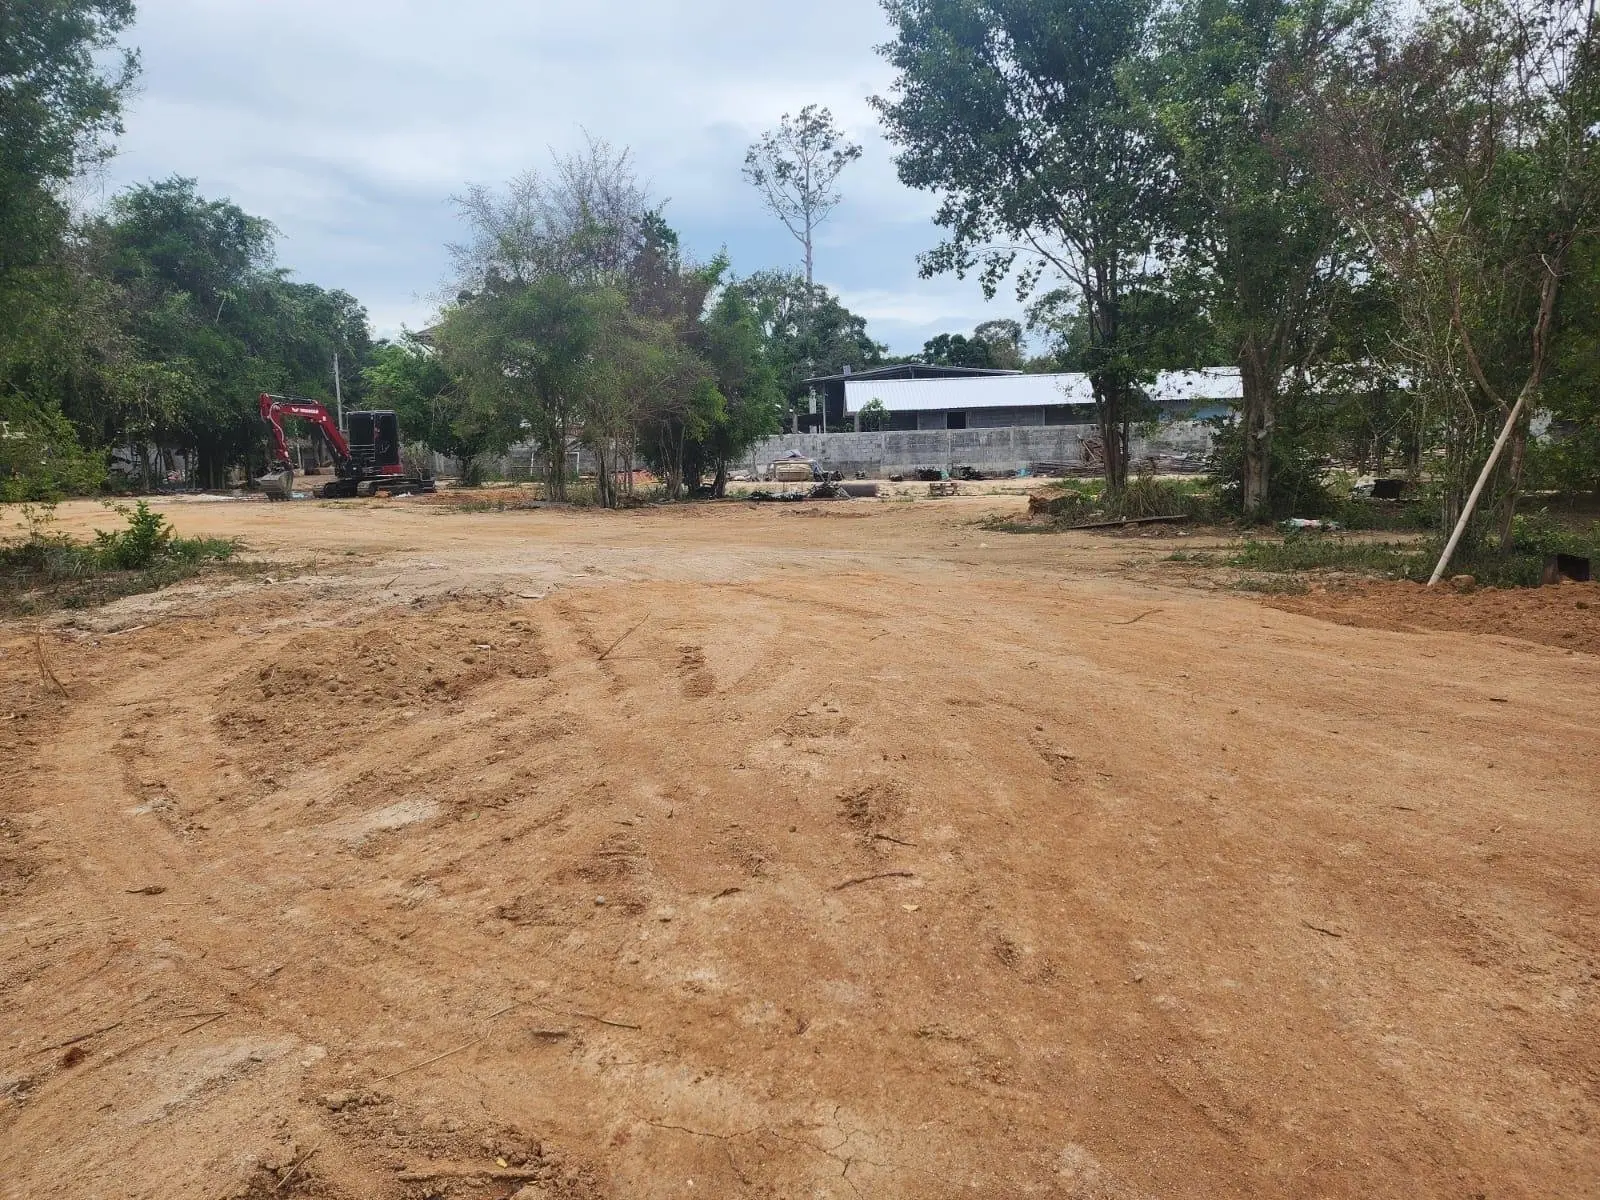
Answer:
[
  {"xmin": 796, "ymin": 363, "xmax": 1019, "ymax": 433},
  {"xmin": 841, "ymin": 369, "xmax": 1242, "ymax": 431}
]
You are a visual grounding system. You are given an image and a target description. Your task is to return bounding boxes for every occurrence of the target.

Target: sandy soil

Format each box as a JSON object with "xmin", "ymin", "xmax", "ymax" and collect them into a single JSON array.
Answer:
[{"xmin": 2, "ymin": 494, "xmax": 1596, "ymax": 1199}]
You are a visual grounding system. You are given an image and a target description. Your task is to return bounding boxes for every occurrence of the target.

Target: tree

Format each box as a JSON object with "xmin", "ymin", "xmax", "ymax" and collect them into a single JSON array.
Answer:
[
  {"xmin": 1149, "ymin": 0, "xmax": 1371, "ymax": 519},
  {"xmin": 0, "ymin": 0, "xmax": 138, "ymax": 497},
  {"xmin": 1316, "ymin": 0, "xmax": 1600, "ymax": 553},
  {"xmin": 874, "ymin": 0, "xmax": 1172, "ymax": 492},
  {"xmin": 364, "ymin": 332, "xmax": 507, "ymax": 483},
  {"xmin": 723, "ymin": 270, "xmax": 886, "ymax": 413},
  {"xmin": 693, "ymin": 287, "xmax": 784, "ymax": 494},
  {"xmin": 742, "ymin": 106, "xmax": 862, "ymax": 287},
  {"xmin": 857, "ymin": 397, "xmax": 891, "ymax": 431},
  {"xmin": 435, "ymin": 275, "xmax": 604, "ymax": 502},
  {"xmin": 1537, "ymin": 235, "xmax": 1600, "ymax": 495},
  {"xmin": 0, "ymin": 0, "xmax": 136, "ymax": 284},
  {"xmin": 84, "ymin": 177, "xmax": 371, "ymax": 487},
  {"xmin": 921, "ymin": 332, "xmax": 996, "ymax": 368},
  {"xmin": 973, "ymin": 318, "xmax": 1025, "ymax": 369}
]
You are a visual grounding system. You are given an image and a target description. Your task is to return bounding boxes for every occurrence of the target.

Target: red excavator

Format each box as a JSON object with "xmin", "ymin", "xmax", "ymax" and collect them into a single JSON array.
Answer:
[{"xmin": 256, "ymin": 392, "xmax": 436, "ymax": 500}]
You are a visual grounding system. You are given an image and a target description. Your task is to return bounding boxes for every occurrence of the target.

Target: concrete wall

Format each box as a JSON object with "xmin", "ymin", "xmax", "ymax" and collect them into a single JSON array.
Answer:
[{"xmin": 745, "ymin": 421, "xmax": 1214, "ymax": 478}]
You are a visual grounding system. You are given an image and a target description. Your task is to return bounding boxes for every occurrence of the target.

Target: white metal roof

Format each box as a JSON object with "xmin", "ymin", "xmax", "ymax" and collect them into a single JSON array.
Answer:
[{"xmin": 843, "ymin": 369, "xmax": 1242, "ymax": 414}]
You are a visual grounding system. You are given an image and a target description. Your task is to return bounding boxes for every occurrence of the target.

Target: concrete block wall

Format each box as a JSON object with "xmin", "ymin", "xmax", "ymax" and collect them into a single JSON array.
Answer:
[{"xmin": 744, "ymin": 421, "xmax": 1214, "ymax": 479}]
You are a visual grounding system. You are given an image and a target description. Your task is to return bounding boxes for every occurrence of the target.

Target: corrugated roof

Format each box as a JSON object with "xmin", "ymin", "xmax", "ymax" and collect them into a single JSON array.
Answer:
[
  {"xmin": 844, "ymin": 369, "xmax": 1242, "ymax": 414},
  {"xmin": 802, "ymin": 363, "xmax": 1020, "ymax": 386}
]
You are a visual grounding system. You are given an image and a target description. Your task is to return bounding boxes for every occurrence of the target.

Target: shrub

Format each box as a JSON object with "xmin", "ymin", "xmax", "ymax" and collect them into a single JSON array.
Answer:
[
  {"xmin": 1204, "ymin": 414, "xmax": 1337, "ymax": 520},
  {"xmin": 0, "ymin": 501, "xmax": 242, "ymax": 614},
  {"xmin": 93, "ymin": 501, "xmax": 172, "ymax": 569}
]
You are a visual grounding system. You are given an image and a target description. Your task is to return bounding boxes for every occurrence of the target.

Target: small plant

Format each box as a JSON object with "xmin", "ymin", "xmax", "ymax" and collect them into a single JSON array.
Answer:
[{"xmin": 93, "ymin": 501, "xmax": 172, "ymax": 569}]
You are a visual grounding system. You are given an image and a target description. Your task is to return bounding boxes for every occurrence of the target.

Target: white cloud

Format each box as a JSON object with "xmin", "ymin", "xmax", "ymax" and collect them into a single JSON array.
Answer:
[{"xmin": 101, "ymin": 0, "xmax": 1027, "ymax": 350}]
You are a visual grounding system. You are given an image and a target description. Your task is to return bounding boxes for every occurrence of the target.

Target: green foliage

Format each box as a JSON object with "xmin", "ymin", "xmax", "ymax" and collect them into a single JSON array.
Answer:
[
  {"xmin": 1536, "ymin": 235, "xmax": 1600, "ymax": 494},
  {"xmin": 91, "ymin": 499, "xmax": 171, "ymax": 568},
  {"xmin": 1451, "ymin": 511, "xmax": 1600, "ymax": 587},
  {"xmin": 1212, "ymin": 514, "xmax": 1600, "ymax": 589},
  {"xmin": 0, "ymin": 0, "xmax": 137, "ymax": 283},
  {"xmin": 363, "ymin": 332, "xmax": 496, "ymax": 477},
  {"xmin": 857, "ymin": 398, "xmax": 890, "ymax": 432},
  {"xmin": 1147, "ymin": 0, "xmax": 1369, "ymax": 515},
  {"xmin": 690, "ymin": 286, "xmax": 785, "ymax": 492},
  {"xmin": 920, "ymin": 332, "xmax": 995, "ymax": 369},
  {"xmin": 874, "ymin": 0, "xmax": 1175, "ymax": 490},
  {"xmin": 77, "ymin": 176, "xmax": 375, "ymax": 487},
  {"xmin": 999, "ymin": 476, "xmax": 1215, "ymax": 530},
  {"xmin": 1203, "ymin": 411, "xmax": 1337, "ymax": 520},
  {"xmin": 1228, "ymin": 535, "xmax": 1427, "ymax": 575},
  {"xmin": 722, "ymin": 270, "xmax": 886, "ymax": 408},
  {"xmin": 0, "ymin": 396, "xmax": 107, "ymax": 500},
  {"xmin": 0, "ymin": 500, "xmax": 242, "ymax": 614}
]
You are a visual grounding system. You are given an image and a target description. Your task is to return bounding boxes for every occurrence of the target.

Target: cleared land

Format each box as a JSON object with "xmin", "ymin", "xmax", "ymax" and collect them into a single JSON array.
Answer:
[{"xmin": 1, "ymin": 494, "xmax": 1596, "ymax": 1200}]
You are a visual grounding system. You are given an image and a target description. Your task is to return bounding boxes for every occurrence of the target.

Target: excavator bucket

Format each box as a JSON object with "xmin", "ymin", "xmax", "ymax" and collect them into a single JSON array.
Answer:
[{"xmin": 258, "ymin": 467, "xmax": 294, "ymax": 501}]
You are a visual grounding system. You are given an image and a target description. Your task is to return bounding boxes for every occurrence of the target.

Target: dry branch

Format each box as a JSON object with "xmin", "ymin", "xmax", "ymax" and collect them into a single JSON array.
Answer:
[
  {"xmin": 832, "ymin": 871, "xmax": 915, "ymax": 891},
  {"xmin": 34, "ymin": 630, "xmax": 66, "ymax": 698},
  {"xmin": 596, "ymin": 612, "xmax": 652, "ymax": 661}
]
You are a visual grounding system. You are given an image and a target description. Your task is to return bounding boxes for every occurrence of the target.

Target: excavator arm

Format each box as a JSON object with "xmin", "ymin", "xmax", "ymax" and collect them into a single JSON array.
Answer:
[{"xmin": 259, "ymin": 392, "xmax": 351, "ymax": 470}]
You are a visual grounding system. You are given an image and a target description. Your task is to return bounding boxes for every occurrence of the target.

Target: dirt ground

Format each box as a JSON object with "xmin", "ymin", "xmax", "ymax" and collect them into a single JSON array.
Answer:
[{"xmin": 2, "ymin": 493, "xmax": 1596, "ymax": 1200}]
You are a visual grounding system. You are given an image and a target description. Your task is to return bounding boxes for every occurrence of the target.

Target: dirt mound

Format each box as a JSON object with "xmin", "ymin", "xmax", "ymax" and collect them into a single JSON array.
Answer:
[
  {"xmin": 1270, "ymin": 578, "xmax": 1600, "ymax": 654},
  {"xmin": 217, "ymin": 597, "xmax": 548, "ymax": 768}
]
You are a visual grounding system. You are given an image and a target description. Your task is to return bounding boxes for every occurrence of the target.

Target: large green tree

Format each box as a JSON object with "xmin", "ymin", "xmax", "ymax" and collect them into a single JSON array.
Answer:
[
  {"xmin": 874, "ymin": 0, "xmax": 1171, "ymax": 490},
  {"xmin": 435, "ymin": 274, "xmax": 605, "ymax": 501},
  {"xmin": 364, "ymin": 332, "xmax": 507, "ymax": 482},
  {"xmin": 86, "ymin": 177, "xmax": 374, "ymax": 486},
  {"xmin": 692, "ymin": 286, "xmax": 784, "ymax": 495},
  {"xmin": 1149, "ymin": 0, "xmax": 1371, "ymax": 518},
  {"xmin": 0, "ymin": 0, "xmax": 136, "ymax": 283},
  {"xmin": 0, "ymin": 0, "xmax": 137, "ymax": 497}
]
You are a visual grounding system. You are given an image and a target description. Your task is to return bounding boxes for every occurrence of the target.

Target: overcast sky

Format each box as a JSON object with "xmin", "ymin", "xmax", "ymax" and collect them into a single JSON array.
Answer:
[{"xmin": 94, "ymin": 0, "xmax": 1030, "ymax": 354}]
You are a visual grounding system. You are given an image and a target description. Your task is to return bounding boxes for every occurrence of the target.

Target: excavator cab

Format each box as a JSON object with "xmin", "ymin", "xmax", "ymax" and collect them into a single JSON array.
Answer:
[{"xmin": 346, "ymin": 411, "xmax": 403, "ymax": 474}]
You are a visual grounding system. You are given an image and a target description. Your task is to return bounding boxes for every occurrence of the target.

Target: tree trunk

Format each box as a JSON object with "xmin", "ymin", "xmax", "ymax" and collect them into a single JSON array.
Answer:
[
  {"xmin": 1090, "ymin": 373, "xmax": 1130, "ymax": 493},
  {"xmin": 549, "ymin": 414, "xmax": 568, "ymax": 502},
  {"xmin": 713, "ymin": 458, "xmax": 728, "ymax": 499},
  {"xmin": 1238, "ymin": 342, "xmax": 1275, "ymax": 521},
  {"xmin": 1495, "ymin": 406, "xmax": 1531, "ymax": 553}
]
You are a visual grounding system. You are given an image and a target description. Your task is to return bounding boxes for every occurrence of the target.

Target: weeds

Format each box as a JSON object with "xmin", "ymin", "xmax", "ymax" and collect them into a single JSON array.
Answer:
[
  {"xmin": 997, "ymin": 475, "xmax": 1219, "ymax": 531},
  {"xmin": 1233, "ymin": 575, "xmax": 1311, "ymax": 595},
  {"xmin": 1228, "ymin": 535, "xmax": 1427, "ymax": 576},
  {"xmin": 0, "ymin": 501, "xmax": 251, "ymax": 615}
]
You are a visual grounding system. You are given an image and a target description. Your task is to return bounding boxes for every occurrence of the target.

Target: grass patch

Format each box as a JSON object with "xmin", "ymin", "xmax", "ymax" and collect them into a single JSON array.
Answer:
[
  {"xmin": 0, "ymin": 501, "xmax": 258, "ymax": 616},
  {"xmin": 1227, "ymin": 535, "xmax": 1428, "ymax": 576},
  {"xmin": 994, "ymin": 476, "xmax": 1220, "ymax": 532},
  {"xmin": 1233, "ymin": 575, "xmax": 1311, "ymax": 595},
  {"xmin": 440, "ymin": 495, "xmax": 540, "ymax": 513}
]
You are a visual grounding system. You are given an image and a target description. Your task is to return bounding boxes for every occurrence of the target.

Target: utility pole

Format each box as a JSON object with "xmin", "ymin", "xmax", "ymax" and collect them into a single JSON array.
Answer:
[{"xmin": 333, "ymin": 350, "xmax": 344, "ymax": 432}]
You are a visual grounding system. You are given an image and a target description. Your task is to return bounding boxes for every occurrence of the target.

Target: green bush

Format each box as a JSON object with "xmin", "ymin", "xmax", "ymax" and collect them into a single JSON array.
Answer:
[
  {"xmin": 93, "ymin": 501, "xmax": 172, "ymax": 569},
  {"xmin": 1204, "ymin": 414, "xmax": 1337, "ymax": 520},
  {"xmin": 1018, "ymin": 476, "xmax": 1219, "ymax": 526},
  {"xmin": 1443, "ymin": 511, "xmax": 1600, "ymax": 588},
  {"xmin": 0, "ymin": 501, "xmax": 242, "ymax": 614}
]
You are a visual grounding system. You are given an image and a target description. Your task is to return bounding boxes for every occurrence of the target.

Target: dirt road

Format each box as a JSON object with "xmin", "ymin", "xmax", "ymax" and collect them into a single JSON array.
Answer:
[{"xmin": 2, "ymin": 495, "xmax": 1596, "ymax": 1199}]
